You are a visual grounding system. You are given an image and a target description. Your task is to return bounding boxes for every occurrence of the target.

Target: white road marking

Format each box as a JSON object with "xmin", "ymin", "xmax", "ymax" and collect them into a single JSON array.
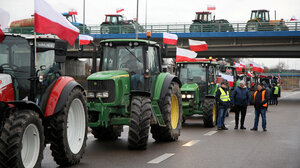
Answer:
[
  {"xmin": 279, "ymin": 92, "xmax": 300, "ymax": 99},
  {"xmin": 147, "ymin": 153, "xmax": 175, "ymax": 164},
  {"xmin": 204, "ymin": 131, "xmax": 218, "ymax": 136},
  {"xmin": 247, "ymin": 113, "xmax": 252, "ymax": 116},
  {"xmin": 88, "ymin": 133, "xmax": 93, "ymax": 138},
  {"xmin": 230, "ymin": 120, "xmax": 235, "ymax": 123},
  {"xmin": 182, "ymin": 140, "xmax": 200, "ymax": 147},
  {"xmin": 225, "ymin": 125, "xmax": 230, "ymax": 128}
]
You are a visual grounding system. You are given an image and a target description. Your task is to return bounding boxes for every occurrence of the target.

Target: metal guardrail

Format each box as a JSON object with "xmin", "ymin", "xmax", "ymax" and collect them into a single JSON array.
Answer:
[{"xmin": 6, "ymin": 22, "xmax": 300, "ymax": 35}]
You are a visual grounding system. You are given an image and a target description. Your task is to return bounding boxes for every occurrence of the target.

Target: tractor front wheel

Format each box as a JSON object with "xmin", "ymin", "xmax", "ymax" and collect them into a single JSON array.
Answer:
[
  {"xmin": 128, "ymin": 96, "xmax": 152, "ymax": 150},
  {"xmin": 0, "ymin": 110, "xmax": 44, "ymax": 168},
  {"xmin": 49, "ymin": 87, "xmax": 87, "ymax": 166},
  {"xmin": 151, "ymin": 82, "xmax": 183, "ymax": 142},
  {"xmin": 203, "ymin": 98, "xmax": 217, "ymax": 127}
]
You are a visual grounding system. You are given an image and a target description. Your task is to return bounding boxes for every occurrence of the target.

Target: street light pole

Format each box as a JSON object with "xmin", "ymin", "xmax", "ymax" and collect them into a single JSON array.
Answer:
[
  {"xmin": 145, "ymin": 0, "xmax": 147, "ymax": 31},
  {"xmin": 135, "ymin": 0, "xmax": 139, "ymax": 39}
]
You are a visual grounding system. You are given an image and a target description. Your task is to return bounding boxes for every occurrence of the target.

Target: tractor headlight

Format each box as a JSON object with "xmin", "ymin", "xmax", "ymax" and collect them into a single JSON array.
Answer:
[
  {"xmin": 87, "ymin": 92, "xmax": 95, "ymax": 98},
  {"xmin": 187, "ymin": 94, "xmax": 192, "ymax": 99},
  {"xmin": 96, "ymin": 91, "xmax": 109, "ymax": 98},
  {"xmin": 182, "ymin": 94, "xmax": 186, "ymax": 99}
]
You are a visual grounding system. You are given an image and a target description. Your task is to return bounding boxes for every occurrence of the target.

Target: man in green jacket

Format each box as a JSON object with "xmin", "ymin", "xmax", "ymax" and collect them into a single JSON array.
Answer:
[{"xmin": 273, "ymin": 84, "xmax": 280, "ymax": 105}]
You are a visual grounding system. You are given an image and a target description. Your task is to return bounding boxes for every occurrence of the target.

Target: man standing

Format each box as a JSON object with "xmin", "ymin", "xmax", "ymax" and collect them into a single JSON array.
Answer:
[
  {"xmin": 273, "ymin": 84, "xmax": 280, "ymax": 105},
  {"xmin": 232, "ymin": 80, "xmax": 250, "ymax": 130},
  {"xmin": 251, "ymin": 83, "xmax": 269, "ymax": 131},
  {"xmin": 216, "ymin": 81, "xmax": 231, "ymax": 130}
]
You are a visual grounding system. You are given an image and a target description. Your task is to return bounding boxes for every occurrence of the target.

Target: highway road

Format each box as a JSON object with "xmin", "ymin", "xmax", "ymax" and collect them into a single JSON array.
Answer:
[{"xmin": 42, "ymin": 91, "xmax": 300, "ymax": 168}]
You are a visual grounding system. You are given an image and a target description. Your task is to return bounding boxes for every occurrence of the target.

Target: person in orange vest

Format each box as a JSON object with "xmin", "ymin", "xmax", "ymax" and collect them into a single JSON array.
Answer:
[{"xmin": 251, "ymin": 83, "xmax": 269, "ymax": 131}]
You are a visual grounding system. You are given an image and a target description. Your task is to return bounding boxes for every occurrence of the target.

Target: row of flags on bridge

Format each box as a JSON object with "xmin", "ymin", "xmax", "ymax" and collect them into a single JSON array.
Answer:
[{"xmin": 1, "ymin": 0, "xmax": 94, "ymax": 46}]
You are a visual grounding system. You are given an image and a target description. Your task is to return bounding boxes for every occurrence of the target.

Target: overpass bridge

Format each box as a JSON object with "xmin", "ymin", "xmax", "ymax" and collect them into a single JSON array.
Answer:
[{"xmin": 68, "ymin": 31, "xmax": 300, "ymax": 58}]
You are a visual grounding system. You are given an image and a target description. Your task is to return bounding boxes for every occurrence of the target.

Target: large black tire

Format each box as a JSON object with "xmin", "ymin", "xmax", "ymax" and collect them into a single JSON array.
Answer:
[
  {"xmin": 48, "ymin": 87, "xmax": 88, "ymax": 166},
  {"xmin": 0, "ymin": 110, "xmax": 44, "ymax": 168},
  {"xmin": 203, "ymin": 98, "xmax": 217, "ymax": 127},
  {"xmin": 91, "ymin": 126, "xmax": 122, "ymax": 140},
  {"xmin": 128, "ymin": 96, "xmax": 151, "ymax": 150},
  {"xmin": 151, "ymin": 82, "xmax": 183, "ymax": 142}
]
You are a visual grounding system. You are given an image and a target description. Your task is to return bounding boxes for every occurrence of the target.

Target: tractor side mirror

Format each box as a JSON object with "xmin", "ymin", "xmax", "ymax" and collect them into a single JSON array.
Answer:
[{"xmin": 55, "ymin": 40, "xmax": 68, "ymax": 63}]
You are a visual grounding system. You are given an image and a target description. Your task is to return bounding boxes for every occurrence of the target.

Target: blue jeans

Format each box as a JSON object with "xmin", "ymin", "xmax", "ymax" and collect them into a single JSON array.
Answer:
[
  {"xmin": 254, "ymin": 108, "xmax": 267, "ymax": 129},
  {"xmin": 217, "ymin": 107, "xmax": 227, "ymax": 127}
]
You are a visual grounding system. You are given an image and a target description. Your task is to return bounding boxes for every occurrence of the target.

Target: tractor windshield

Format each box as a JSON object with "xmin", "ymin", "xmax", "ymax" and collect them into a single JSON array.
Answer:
[
  {"xmin": 102, "ymin": 45, "xmax": 144, "ymax": 90},
  {"xmin": 0, "ymin": 36, "xmax": 31, "ymax": 100},
  {"xmin": 179, "ymin": 64, "xmax": 206, "ymax": 85}
]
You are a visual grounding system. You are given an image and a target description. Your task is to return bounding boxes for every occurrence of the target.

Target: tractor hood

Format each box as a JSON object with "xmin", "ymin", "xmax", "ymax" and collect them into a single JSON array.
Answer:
[
  {"xmin": 181, "ymin": 83, "xmax": 199, "ymax": 92},
  {"xmin": 87, "ymin": 70, "xmax": 129, "ymax": 80}
]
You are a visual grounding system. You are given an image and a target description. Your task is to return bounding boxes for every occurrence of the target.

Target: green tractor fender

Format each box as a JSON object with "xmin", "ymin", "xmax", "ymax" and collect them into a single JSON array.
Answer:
[{"xmin": 152, "ymin": 73, "xmax": 181, "ymax": 126}]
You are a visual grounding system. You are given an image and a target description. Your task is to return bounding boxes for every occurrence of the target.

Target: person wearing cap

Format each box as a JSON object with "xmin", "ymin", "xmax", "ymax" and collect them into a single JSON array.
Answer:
[
  {"xmin": 215, "ymin": 81, "xmax": 231, "ymax": 130},
  {"xmin": 232, "ymin": 80, "xmax": 250, "ymax": 130},
  {"xmin": 251, "ymin": 83, "xmax": 269, "ymax": 131}
]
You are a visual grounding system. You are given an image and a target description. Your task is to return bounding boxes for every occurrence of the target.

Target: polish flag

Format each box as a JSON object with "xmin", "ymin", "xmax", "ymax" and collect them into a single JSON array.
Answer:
[
  {"xmin": 207, "ymin": 5, "xmax": 216, "ymax": 11},
  {"xmin": 116, "ymin": 8, "xmax": 124, "ymax": 13},
  {"xmin": 79, "ymin": 34, "xmax": 93, "ymax": 45},
  {"xmin": 252, "ymin": 63, "xmax": 264, "ymax": 73},
  {"xmin": 277, "ymin": 74, "xmax": 281, "ymax": 83},
  {"xmin": 290, "ymin": 16, "xmax": 297, "ymax": 21},
  {"xmin": 163, "ymin": 32, "xmax": 178, "ymax": 45},
  {"xmin": 189, "ymin": 39, "xmax": 208, "ymax": 51},
  {"xmin": 0, "ymin": 8, "xmax": 10, "ymax": 43},
  {"xmin": 220, "ymin": 73, "xmax": 234, "ymax": 87},
  {"xmin": 34, "ymin": 0, "xmax": 80, "ymax": 45},
  {"xmin": 176, "ymin": 47, "xmax": 197, "ymax": 62},
  {"xmin": 247, "ymin": 71, "xmax": 253, "ymax": 77},
  {"xmin": 235, "ymin": 63, "xmax": 243, "ymax": 72}
]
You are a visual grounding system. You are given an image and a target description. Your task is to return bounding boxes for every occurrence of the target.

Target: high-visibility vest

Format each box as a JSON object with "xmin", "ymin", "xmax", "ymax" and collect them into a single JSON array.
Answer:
[
  {"xmin": 254, "ymin": 90, "xmax": 267, "ymax": 107},
  {"xmin": 219, "ymin": 88, "xmax": 230, "ymax": 102},
  {"xmin": 274, "ymin": 86, "xmax": 279, "ymax": 95}
]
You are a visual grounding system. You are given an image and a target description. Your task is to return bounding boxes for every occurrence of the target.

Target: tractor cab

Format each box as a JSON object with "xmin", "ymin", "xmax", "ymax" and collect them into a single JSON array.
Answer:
[
  {"xmin": 104, "ymin": 14, "xmax": 124, "ymax": 24},
  {"xmin": 0, "ymin": 34, "xmax": 67, "ymax": 103},
  {"xmin": 62, "ymin": 11, "xmax": 78, "ymax": 23},
  {"xmin": 193, "ymin": 12, "xmax": 213, "ymax": 23},
  {"xmin": 176, "ymin": 58, "xmax": 219, "ymax": 126},
  {"xmin": 100, "ymin": 14, "xmax": 136, "ymax": 34},
  {"xmin": 250, "ymin": 9, "xmax": 270, "ymax": 22}
]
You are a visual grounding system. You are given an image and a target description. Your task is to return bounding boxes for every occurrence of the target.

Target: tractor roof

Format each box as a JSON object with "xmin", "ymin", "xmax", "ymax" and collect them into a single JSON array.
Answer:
[
  {"xmin": 100, "ymin": 39, "xmax": 158, "ymax": 46},
  {"xmin": 4, "ymin": 33, "xmax": 59, "ymax": 41},
  {"xmin": 105, "ymin": 14, "xmax": 122, "ymax": 16},
  {"xmin": 196, "ymin": 11, "xmax": 211, "ymax": 14},
  {"xmin": 252, "ymin": 9, "xmax": 269, "ymax": 12}
]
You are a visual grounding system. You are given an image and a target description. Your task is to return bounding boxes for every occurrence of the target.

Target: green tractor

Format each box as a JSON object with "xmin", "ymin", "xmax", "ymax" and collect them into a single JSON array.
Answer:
[
  {"xmin": 100, "ymin": 14, "xmax": 143, "ymax": 34},
  {"xmin": 189, "ymin": 12, "xmax": 234, "ymax": 32},
  {"xmin": 176, "ymin": 58, "xmax": 219, "ymax": 127},
  {"xmin": 87, "ymin": 38, "xmax": 183, "ymax": 149}
]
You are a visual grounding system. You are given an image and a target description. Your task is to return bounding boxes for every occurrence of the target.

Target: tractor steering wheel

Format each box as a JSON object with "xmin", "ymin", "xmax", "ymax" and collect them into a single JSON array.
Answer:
[{"xmin": 0, "ymin": 63, "xmax": 19, "ymax": 71}]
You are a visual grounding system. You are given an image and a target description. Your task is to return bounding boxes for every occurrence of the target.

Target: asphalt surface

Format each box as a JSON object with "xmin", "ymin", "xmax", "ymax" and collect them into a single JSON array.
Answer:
[{"xmin": 42, "ymin": 91, "xmax": 300, "ymax": 168}]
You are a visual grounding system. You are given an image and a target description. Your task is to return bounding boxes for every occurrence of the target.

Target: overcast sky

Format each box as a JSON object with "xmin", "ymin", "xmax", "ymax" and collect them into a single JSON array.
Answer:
[{"xmin": 1, "ymin": 0, "xmax": 300, "ymax": 69}]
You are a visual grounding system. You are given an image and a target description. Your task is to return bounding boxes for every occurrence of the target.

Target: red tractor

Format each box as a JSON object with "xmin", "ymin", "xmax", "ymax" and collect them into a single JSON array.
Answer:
[{"xmin": 0, "ymin": 34, "xmax": 88, "ymax": 167}]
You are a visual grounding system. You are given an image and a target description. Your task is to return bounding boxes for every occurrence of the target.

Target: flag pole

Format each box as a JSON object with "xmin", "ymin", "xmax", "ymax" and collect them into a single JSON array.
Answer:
[{"xmin": 34, "ymin": 31, "xmax": 37, "ymax": 68}]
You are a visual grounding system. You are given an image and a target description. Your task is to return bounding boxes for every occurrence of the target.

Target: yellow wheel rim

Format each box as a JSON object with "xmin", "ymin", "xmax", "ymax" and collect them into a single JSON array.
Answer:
[
  {"xmin": 212, "ymin": 104, "xmax": 216, "ymax": 123},
  {"xmin": 170, "ymin": 95, "xmax": 179, "ymax": 129}
]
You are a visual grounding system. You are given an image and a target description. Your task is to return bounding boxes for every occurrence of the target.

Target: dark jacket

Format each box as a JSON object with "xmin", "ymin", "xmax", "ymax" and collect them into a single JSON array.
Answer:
[
  {"xmin": 254, "ymin": 88, "xmax": 269, "ymax": 109},
  {"xmin": 232, "ymin": 86, "xmax": 250, "ymax": 106},
  {"xmin": 216, "ymin": 87, "xmax": 231, "ymax": 108}
]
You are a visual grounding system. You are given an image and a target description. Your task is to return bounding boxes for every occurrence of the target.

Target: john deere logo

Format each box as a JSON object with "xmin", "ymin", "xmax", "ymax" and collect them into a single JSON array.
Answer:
[{"xmin": 94, "ymin": 82, "xmax": 97, "ymax": 86}]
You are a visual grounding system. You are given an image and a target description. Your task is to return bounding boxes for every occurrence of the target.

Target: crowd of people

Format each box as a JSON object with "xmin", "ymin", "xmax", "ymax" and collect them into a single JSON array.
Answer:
[{"xmin": 215, "ymin": 80, "xmax": 281, "ymax": 131}]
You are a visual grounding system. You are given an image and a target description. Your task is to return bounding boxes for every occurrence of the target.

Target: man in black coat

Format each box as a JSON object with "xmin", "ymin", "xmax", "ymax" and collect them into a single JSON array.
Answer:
[
  {"xmin": 251, "ymin": 83, "xmax": 269, "ymax": 131},
  {"xmin": 232, "ymin": 80, "xmax": 250, "ymax": 130}
]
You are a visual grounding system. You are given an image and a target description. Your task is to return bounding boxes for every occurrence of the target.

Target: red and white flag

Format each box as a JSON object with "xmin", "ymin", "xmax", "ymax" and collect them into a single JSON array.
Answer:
[
  {"xmin": 163, "ymin": 32, "xmax": 178, "ymax": 45},
  {"xmin": 116, "ymin": 8, "xmax": 124, "ymax": 13},
  {"xmin": 220, "ymin": 73, "xmax": 234, "ymax": 87},
  {"xmin": 277, "ymin": 74, "xmax": 281, "ymax": 83},
  {"xmin": 79, "ymin": 34, "xmax": 93, "ymax": 45},
  {"xmin": 176, "ymin": 47, "xmax": 197, "ymax": 62},
  {"xmin": 189, "ymin": 39, "xmax": 208, "ymax": 51},
  {"xmin": 235, "ymin": 63, "xmax": 243, "ymax": 72},
  {"xmin": 0, "ymin": 8, "xmax": 10, "ymax": 43},
  {"xmin": 290, "ymin": 16, "xmax": 297, "ymax": 21},
  {"xmin": 247, "ymin": 71, "xmax": 253, "ymax": 77},
  {"xmin": 34, "ymin": 0, "xmax": 80, "ymax": 45},
  {"xmin": 207, "ymin": 5, "xmax": 216, "ymax": 11},
  {"xmin": 252, "ymin": 62, "xmax": 264, "ymax": 73}
]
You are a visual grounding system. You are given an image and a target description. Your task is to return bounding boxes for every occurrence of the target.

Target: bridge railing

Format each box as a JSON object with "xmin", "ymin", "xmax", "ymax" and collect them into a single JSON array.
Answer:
[{"xmin": 5, "ymin": 22, "xmax": 300, "ymax": 35}]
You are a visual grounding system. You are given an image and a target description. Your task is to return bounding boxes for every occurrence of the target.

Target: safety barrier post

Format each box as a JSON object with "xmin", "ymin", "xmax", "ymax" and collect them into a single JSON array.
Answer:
[
  {"xmin": 167, "ymin": 25, "xmax": 169, "ymax": 32},
  {"xmin": 237, "ymin": 23, "xmax": 239, "ymax": 32}
]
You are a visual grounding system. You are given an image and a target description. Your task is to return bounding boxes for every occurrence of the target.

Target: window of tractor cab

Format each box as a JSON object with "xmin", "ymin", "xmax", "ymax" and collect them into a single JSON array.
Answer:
[
  {"xmin": 179, "ymin": 64, "xmax": 206, "ymax": 84},
  {"xmin": 36, "ymin": 50, "xmax": 55, "ymax": 73},
  {"xmin": 146, "ymin": 46, "xmax": 160, "ymax": 74},
  {"xmin": 251, "ymin": 11, "xmax": 257, "ymax": 20},
  {"xmin": 101, "ymin": 45, "xmax": 144, "ymax": 74},
  {"xmin": 111, "ymin": 16, "xmax": 118, "ymax": 23},
  {"xmin": 118, "ymin": 16, "xmax": 123, "ymax": 22}
]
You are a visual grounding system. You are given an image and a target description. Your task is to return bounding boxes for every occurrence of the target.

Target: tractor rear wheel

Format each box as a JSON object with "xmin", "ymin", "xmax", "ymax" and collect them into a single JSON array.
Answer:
[
  {"xmin": 128, "ymin": 96, "xmax": 151, "ymax": 150},
  {"xmin": 91, "ymin": 126, "xmax": 122, "ymax": 140},
  {"xmin": 0, "ymin": 110, "xmax": 44, "ymax": 168},
  {"xmin": 151, "ymin": 82, "xmax": 182, "ymax": 142},
  {"xmin": 49, "ymin": 87, "xmax": 87, "ymax": 166},
  {"xmin": 203, "ymin": 98, "xmax": 217, "ymax": 127}
]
